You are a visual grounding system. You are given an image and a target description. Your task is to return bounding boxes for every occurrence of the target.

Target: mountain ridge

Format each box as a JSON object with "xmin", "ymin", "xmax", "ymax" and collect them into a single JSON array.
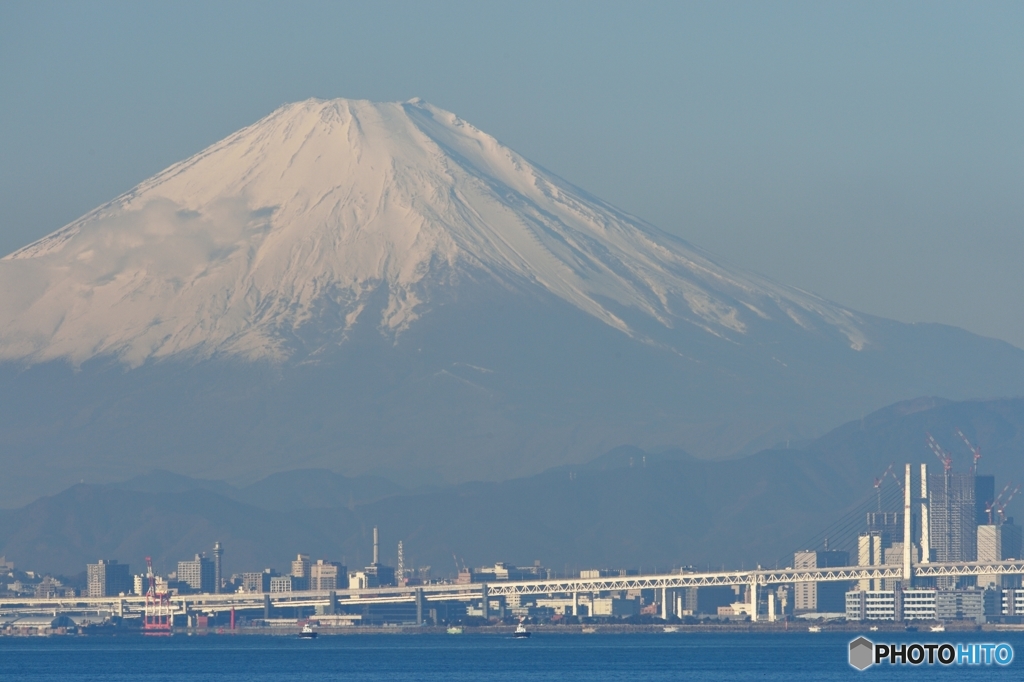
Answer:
[
  {"xmin": 4, "ymin": 397, "xmax": 1023, "ymax": 577},
  {"xmin": 0, "ymin": 98, "xmax": 1023, "ymax": 502}
]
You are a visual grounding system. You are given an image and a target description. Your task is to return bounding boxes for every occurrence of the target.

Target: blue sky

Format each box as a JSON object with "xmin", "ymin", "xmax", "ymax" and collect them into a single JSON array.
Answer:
[{"xmin": 2, "ymin": 1, "xmax": 1023, "ymax": 346}]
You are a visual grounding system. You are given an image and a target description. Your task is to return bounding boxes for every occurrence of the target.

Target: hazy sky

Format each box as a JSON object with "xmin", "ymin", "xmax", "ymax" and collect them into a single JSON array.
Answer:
[{"xmin": 2, "ymin": 1, "xmax": 1023, "ymax": 347}]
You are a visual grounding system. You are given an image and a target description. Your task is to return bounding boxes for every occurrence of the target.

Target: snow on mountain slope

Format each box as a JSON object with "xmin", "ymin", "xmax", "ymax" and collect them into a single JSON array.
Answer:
[{"xmin": 0, "ymin": 97, "xmax": 866, "ymax": 367}]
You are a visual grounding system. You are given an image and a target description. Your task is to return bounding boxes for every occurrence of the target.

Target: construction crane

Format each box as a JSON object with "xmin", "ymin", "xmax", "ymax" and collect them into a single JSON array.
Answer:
[
  {"xmin": 873, "ymin": 463, "xmax": 896, "ymax": 511},
  {"xmin": 986, "ymin": 484, "xmax": 1012, "ymax": 525},
  {"xmin": 955, "ymin": 428, "xmax": 982, "ymax": 473},
  {"xmin": 926, "ymin": 433, "xmax": 953, "ymax": 472},
  {"xmin": 145, "ymin": 556, "xmax": 155, "ymax": 596},
  {"xmin": 887, "ymin": 467, "xmax": 904, "ymax": 490},
  {"xmin": 995, "ymin": 484, "xmax": 1021, "ymax": 524}
]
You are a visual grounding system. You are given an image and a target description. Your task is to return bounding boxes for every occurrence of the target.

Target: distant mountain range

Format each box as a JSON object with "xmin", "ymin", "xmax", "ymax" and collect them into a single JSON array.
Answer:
[
  {"xmin": 4, "ymin": 397, "xmax": 1022, "ymax": 578},
  {"xmin": 0, "ymin": 98, "xmax": 1022, "ymax": 505}
]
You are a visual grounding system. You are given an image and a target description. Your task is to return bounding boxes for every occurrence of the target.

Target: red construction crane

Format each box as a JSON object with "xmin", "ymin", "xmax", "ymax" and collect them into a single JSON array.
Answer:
[
  {"xmin": 888, "ymin": 467, "xmax": 904, "ymax": 490},
  {"xmin": 996, "ymin": 484, "xmax": 1021, "ymax": 524},
  {"xmin": 955, "ymin": 428, "xmax": 982, "ymax": 473},
  {"xmin": 873, "ymin": 463, "xmax": 895, "ymax": 489},
  {"xmin": 873, "ymin": 463, "xmax": 896, "ymax": 511},
  {"xmin": 986, "ymin": 484, "xmax": 1011, "ymax": 525},
  {"xmin": 926, "ymin": 433, "xmax": 953, "ymax": 472}
]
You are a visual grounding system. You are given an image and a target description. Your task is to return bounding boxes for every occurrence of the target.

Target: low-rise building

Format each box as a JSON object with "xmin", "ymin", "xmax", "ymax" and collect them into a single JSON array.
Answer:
[
  {"xmin": 846, "ymin": 588, "xmax": 987, "ymax": 621},
  {"xmin": 241, "ymin": 570, "xmax": 277, "ymax": 593},
  {"xmin": 270, "ymin": 575, "xmax": 295, "ymax": 593},
  {"xmin": 591, "ymin": 596, "xmax": 640, "ymax": 617},
  {"xmin": 935, "ymin": 589, "xmax": 985, "ymax": 621},
  {"xmin": 35, "ymin": 576, "xmax": 74, "ymax": 599},
  {"xmin": 531, "ymin": 595, "xmax": 592, "ymax": 616}
]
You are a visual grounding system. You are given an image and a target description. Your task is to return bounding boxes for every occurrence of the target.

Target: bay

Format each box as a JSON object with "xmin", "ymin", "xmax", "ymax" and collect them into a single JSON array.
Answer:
[{"xmin": 1, "ymin": 631, "xmax": 1021, "ymax": 680}]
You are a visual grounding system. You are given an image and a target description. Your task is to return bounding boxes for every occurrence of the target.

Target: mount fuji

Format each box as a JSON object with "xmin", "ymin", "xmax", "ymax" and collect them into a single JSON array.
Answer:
[{"xmin": 1, "ymin": 98, "xmax": 1022, "ymax": 505}]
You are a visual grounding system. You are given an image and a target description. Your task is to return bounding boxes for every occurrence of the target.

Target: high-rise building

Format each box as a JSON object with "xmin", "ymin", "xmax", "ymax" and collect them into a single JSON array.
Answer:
[
  {"xmin": 86, "ymin": 559, "xmax": 132, "ymax": 597},
  {"xmin": 882, "ymin": 542, "xmax": 920, "ymax": 591},
  {"xmin": 857, "ymin": 532, "xmax": 884, "ymax": 591},
  {"xmin": 977, "ymin": 523, "xmax": 1023, "ymax": 589},
  {"xmin": 975, "ymin": 476, "xmax": 996, "ymax": 525},
  {"xmin": 929, "ymin": 472, "xmax": 978, "ymax": 562},
  {"xmin": 929, "ymin": 472, "xmax": 977, "ymax": 588},
  {"xmin": 310, "ymin": 560, "xmax": 347, "ymax": 590},
  {"xmin": 291, "ymin": 554, "xmax": 311, "ymax": 591},
  {"xmin": 865, "ymin": 512, "xmax": 904, "ymax": 545},
  {"xmin": 177, "ymin": 554, "xmax": 216, "ymax": 593},
  {"xmin": 794, "ymin": 550, "xmax": 850, "ymax": 613}
]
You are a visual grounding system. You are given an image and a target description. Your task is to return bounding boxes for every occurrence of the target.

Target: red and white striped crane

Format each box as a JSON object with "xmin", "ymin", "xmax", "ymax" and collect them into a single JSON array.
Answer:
[
  {"xmin": 926, "ymin": 432, "xmax": 953, "ymax": 472},
  {"xmin": 986, "ymin": 484, "xmax": 1011, "ymax": 525},
  {"xmin": 995, "ymin": 484, "xmax": 1021, "ymax": 524},
  {"xmin": 955, "ymin": 428, "xmax": 982, "ymax": 474}
]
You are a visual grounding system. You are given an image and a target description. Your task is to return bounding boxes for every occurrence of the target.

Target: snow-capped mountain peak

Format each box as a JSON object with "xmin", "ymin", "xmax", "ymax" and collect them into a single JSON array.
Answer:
[{"xmin": 0, "ymin": 98, "xmax": 866, "ymax": 366}]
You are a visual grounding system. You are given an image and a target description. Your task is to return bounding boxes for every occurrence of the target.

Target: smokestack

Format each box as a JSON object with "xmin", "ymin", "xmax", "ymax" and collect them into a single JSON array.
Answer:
[{"xmin": 373, "ymin": 527, "xmax": 379, "ymax": 565}]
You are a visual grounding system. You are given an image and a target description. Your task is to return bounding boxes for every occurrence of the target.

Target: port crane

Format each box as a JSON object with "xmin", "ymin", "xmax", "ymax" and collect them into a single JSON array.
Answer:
[{"xmin": 143, "ymin": 556, "xmax": 172, "ymax": 635}]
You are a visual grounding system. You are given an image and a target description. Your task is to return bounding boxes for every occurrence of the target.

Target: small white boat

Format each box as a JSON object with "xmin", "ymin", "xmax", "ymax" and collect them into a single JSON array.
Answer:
[
  {"xmin": 447, "ymin": 626, "xmax": 464, "ymax": 635},
  {"xmin": 930, "ymin": 625, "xmax": 945, "ymax": 632},
  {"xmin": 513, "ymin": 620, "xmax": 531, "ymax": 638},
  {"xmin": 663, "ymin": 626, "xmax": 679, "ymax": 633},
  {"xmin": 298, "ymin": 623, "xmax": 317, "ymax": 639},
  {"xmin": 869, "ymin": 626, "xmax": 879, "ymax": 631},
  {"xmin": 807, "ymin": 626, "xmax": 822, "ymax": 633}
]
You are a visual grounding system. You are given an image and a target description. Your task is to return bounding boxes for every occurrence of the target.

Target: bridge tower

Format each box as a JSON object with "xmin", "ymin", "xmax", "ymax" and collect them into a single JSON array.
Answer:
[{"xmin": 902, "ymin": 464, "xmax": 912, "ymax": 588}]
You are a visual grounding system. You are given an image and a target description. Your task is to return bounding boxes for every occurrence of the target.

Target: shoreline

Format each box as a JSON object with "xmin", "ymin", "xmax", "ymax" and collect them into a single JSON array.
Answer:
[{"xmin": 14, "ymin": 621, "xmax": 1010, "ymax": 637}]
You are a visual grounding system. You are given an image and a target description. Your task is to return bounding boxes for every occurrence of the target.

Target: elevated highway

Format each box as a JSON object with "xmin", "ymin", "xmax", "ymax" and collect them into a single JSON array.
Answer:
[{"xmin": 5, "ymin": 560, "xmax": 1024, "ymax": 623}]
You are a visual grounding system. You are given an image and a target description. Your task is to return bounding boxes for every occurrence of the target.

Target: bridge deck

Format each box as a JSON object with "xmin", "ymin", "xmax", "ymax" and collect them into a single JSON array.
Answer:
[{"xmin": 4, "ymin": 560, "xmax": 1024, "ymax": 616}]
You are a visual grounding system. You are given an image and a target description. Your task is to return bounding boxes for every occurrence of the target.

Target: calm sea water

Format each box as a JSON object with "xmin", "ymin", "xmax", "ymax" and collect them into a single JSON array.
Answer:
[{"xmin": 1, "ymin": 631, "xmax": 1022, "ymax": 680}]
